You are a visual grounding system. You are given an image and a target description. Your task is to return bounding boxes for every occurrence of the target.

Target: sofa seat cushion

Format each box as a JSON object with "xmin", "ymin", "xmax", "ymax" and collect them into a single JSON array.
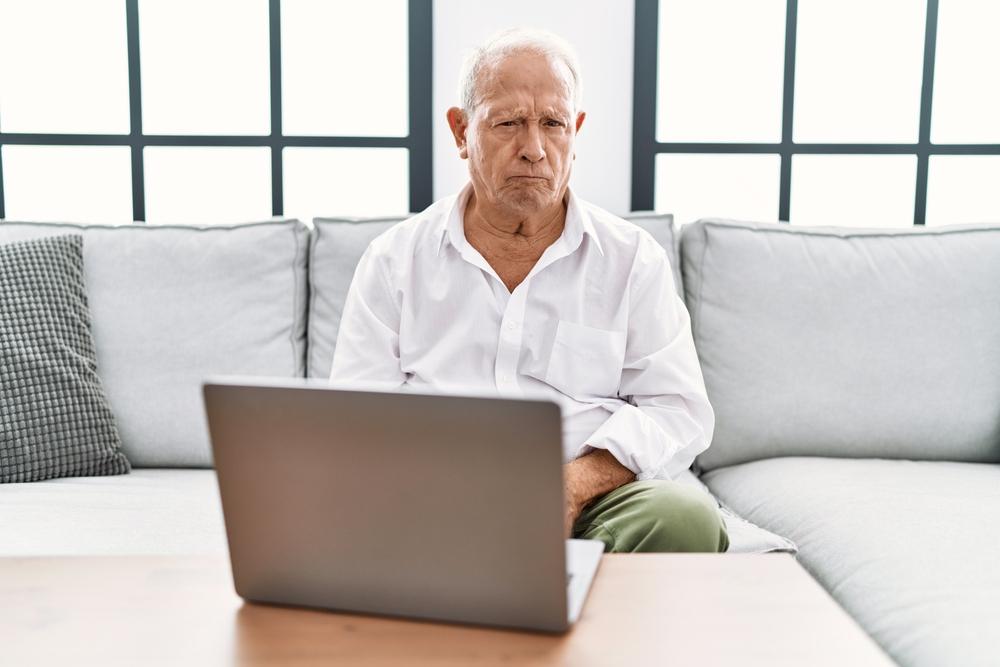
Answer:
[
  {"xmin": 0, "ymin": 469, "xmax": 226, "ymax": 556},
  {"xmin": 703, "ymin": 457, "xmax": 1000, "ymax": 667},
  {"xmin": 674, "ymin": 469, "xmax": 796, "ymax": 554}
]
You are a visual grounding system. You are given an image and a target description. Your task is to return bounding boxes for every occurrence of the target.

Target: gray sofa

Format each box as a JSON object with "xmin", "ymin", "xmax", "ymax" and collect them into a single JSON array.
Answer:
[
  {"xmin": 683, "ymin": 219, "xmax": 1000, "ymax": 667},
  {"xmin": 1, "ymin": 214, "xmax": 997, "ymax": 667}
]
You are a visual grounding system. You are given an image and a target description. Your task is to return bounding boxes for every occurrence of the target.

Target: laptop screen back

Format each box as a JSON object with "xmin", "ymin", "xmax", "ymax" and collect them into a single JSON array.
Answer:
[{"xmin": 204, "ymin": 381, "xmax": 569, "ymax": 632}]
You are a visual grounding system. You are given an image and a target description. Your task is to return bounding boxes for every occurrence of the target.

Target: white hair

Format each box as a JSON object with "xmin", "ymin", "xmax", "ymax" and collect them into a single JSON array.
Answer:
[{"xmin": 457, "ymin": 28, "xmax": 583, "ymax": 116}]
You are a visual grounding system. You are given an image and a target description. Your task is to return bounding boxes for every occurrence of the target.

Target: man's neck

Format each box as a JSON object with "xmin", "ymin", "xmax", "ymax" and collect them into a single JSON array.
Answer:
[{"xmin": 462, "ymin": 190, "xmax": 569, "ymax": 293}]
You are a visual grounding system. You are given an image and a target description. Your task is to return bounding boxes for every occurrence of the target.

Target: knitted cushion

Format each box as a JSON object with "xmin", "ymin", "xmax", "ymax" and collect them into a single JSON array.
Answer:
[{"xmin": 0, "ymin": 235, "xmax": 129, "ymax": 483}]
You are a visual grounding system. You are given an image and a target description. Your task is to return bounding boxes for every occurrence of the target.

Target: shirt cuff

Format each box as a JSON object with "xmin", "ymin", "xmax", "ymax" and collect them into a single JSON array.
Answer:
[{"xmin": 578, "ymin": 404, "xmax": 683, "ymax": 481}]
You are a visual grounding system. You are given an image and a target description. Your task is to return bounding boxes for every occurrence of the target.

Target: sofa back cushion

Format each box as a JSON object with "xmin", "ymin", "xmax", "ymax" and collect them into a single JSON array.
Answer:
[
  {"xmin": 622, "ymin": 212, "xmax": 681, "ymax": 298},
  {"xmin": 681, "ymin": 219, "xmax": 1000, "ymax": 471},
  {"xmin": 308, "ymin": 217, "xmax": 405, "ymax": 379},
  {"xmin": 307, "ymin": 212, "xmax": 679, "ymax": 379},
  {"xmin": 0, "ymin": 220, "xmax": 309, "ymax": 467}
]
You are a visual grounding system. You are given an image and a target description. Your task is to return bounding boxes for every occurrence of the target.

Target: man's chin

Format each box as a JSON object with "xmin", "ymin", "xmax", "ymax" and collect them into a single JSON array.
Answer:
[{"xmin": 497, "ymin": 185, "xmax": 557, "ymax": 213}]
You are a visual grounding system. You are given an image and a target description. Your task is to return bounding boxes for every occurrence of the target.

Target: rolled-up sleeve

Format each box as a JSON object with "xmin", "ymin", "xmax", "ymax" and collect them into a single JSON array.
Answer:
[
  {"xmin": 330, "ymin": 245, "xmax": 407, "ymax": 388},
  {"xmin": 584, "ymin": 241, "xmax": 714, "ymax": 481}
]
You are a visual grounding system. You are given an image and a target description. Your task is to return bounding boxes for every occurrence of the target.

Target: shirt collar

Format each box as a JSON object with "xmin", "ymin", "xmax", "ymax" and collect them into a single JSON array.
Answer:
[
  {"xmin": 437, "ymin": 183, "xmax": 604, "ymax": 258},
  {"xmin": 437, "ymin": 182, "xmax": 475, "ymax": 257},
  {"xmin": 566, "ymin": 188, "xmax": 605, "ymax": 257}
]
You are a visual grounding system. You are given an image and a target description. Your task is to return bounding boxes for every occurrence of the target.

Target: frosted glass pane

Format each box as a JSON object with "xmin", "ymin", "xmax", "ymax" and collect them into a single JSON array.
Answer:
[
  {"xmin": 790, "ymin": 155, "xmax": 916, "ymax": 227},
  {"xmin": 283, "ymin": 148, "xmax": 409, "ymax": 219},
  {"xmin": 1, "ymin": 145, "xmax": 132, "ymax": 223},
  {"xmin": 143, "ymin": 147, "xmax": 272, "ymax": 224},
  {"xmin": 656, "ymin": 0, "xmax": 785, "ymax": 143},
  {"xmin": 281, "ymin": 0, "xmax": 408, "ymax": 137},
  {"xmin": 925, "ymin": 156, "xmax": 1000, "ymax": 226},
  {"xmin": 793, "ymin": 0, "xmax": 925, "ymax": 143},
  {"xmin": 931, "ymin": 0, "xmax": 1000, "ymax": 143},
  {"xmin": 0, "ymin": 0, "xmax": 129, "ymax": 134},
  {"xmin": 139, "ymin": 0, "xmax": 270, "ymax": 135},
  {"xmin": 654, "ymin": 154, "xmax": 781, "ymax": 226}
]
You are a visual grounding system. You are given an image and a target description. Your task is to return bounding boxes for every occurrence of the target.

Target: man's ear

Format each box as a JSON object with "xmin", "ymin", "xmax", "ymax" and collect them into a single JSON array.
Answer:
[
  {"xmin": 447, "ymin": 107, "xmax": 470, "ymax": 160},
  {"xmin": 575, "ymin": 111, "xmax": 586, "ymax": 134}
]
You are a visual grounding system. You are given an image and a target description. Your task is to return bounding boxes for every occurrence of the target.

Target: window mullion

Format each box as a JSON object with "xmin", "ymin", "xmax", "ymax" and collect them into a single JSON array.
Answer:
[
  {"xmin": 0, "ymin": 142, "xmax": 6, "ymax": 219},
  {"xmin": 630, "ymin": 0, "xmax": 659, "ymax": 212},
  {"xmin": 269, "ymin": 0, "xmax": 283, "ymax": 217},
  {"xmin": 914, "ymin": 0, "xmax": 940, "ymax": 225},
  {"xmin": 778, "ymin": 0, "xmax": 798, "ymax": 222},
  {"xmin": 408, "ymin": 0, "xmax": 434, "ymax": 213},
  {"xmin": 125, "ymin": 0, "xmax": 145, "ymax": 222}
]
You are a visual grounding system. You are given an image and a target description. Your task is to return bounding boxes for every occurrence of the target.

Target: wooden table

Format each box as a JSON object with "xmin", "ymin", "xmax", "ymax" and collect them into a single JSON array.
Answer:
[{"xmin": 0, "ymin": 553, "xmax": 894, "ymax": 666}]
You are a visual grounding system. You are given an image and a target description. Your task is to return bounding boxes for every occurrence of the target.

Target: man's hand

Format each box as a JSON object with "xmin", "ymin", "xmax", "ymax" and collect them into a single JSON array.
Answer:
[{"xmin": 564, "ymin": 449, "xmax": 636, "ymax": 537}]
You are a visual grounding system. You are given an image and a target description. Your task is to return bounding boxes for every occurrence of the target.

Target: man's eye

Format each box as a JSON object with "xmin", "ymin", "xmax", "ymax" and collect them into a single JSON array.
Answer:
[
  {"xmin": 546, "ymin": 120, "xmax": 562, "ymax": 127},
  {"xmin": 499, "ymin": 121, "xmax": 516, "ymax": 127}
]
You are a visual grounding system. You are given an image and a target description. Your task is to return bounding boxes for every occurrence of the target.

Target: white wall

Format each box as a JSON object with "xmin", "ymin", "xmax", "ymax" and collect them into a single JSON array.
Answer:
[{"xmin": 433, "ymin": 0, "xmax": 635, "ymax": 215}]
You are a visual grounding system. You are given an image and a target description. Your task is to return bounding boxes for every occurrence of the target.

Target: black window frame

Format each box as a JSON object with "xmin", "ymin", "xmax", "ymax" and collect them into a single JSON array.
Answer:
[
  {"xmin": 0, "ymin": 0, "xmax": 433, "ymax": 221},
  {"xmin": 631, "ymin": 0, "xmax": 1000, "ymax": 224}
]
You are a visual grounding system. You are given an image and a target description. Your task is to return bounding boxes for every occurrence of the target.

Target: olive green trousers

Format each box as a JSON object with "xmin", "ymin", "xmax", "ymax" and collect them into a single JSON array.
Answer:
[{"xmin": 572, "ymin": 480, "xmax": 729, "ymax": 553}]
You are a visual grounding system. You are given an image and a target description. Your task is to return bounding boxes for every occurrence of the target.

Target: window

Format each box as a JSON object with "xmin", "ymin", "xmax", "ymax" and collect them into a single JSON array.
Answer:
[
  {"xmin": 0, "ymin": 0, "xmax": 433, "ymax": 223},
  {"xmin": 632, "ymin": 0, "xmax": 1000, "ymax": 226}
]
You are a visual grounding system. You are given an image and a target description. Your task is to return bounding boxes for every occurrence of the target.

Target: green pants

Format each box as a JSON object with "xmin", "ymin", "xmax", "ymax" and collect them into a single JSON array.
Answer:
[{"xmin": 572, "ymin": 480, "xmax": 729, "ymax": 553}]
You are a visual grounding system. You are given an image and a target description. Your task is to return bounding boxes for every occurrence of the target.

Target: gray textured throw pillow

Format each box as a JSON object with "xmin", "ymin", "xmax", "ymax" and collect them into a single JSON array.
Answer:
[{"xmin": 1, "ymin": 234, "xmax": 130, "ymax": 483}]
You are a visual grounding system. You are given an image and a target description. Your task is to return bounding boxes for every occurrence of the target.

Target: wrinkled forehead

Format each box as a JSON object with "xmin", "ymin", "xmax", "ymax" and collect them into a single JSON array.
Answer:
[{"xmin": 474, "ymin": 51, "xmax": 575, "ymax": 116}]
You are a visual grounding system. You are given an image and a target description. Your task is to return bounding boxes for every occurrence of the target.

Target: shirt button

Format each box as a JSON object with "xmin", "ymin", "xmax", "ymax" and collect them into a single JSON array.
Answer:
[
  {"xmin": 502, "ymin": 374, "xmax": 510, "ymax": 383},
  {"xmin": 507, "ymin": 321, "xmax": 516, "ymax": 330}
]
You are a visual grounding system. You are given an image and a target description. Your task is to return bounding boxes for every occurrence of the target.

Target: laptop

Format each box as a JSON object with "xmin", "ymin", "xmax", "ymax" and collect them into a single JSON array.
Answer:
[{"xmin": 203, "ymin": 377, "xmax": 604, "ymax": 633}]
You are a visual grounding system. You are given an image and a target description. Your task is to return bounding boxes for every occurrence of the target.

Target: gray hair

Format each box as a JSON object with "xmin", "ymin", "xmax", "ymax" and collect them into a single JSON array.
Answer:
[{"xmin": 457, "ymin": 28, "xmax": 583, "ymax": 116}]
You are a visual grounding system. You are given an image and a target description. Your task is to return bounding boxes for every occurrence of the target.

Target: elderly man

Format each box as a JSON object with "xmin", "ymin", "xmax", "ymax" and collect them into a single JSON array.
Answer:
[{"xmin": 331, "ymin": 28, "xmax": 727, "ymax": 553}]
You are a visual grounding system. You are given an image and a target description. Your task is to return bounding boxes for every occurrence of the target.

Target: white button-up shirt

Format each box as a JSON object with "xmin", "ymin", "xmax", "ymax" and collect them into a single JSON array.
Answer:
[{"xmin": 330, "ymin": 184, "xmax": 714, "ymax": 481}]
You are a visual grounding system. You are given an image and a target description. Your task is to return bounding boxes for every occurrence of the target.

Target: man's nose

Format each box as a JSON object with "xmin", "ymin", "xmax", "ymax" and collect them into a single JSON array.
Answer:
[{"xmin": 518, "ymin": 124, "xmax": 545, "ymax": 162}]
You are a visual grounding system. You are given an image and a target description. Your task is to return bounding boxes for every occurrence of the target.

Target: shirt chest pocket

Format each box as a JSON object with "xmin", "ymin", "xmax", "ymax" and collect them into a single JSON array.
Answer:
[{"xmin": 545, "ymin": 321, "xmax": 626, "ymax": 398}]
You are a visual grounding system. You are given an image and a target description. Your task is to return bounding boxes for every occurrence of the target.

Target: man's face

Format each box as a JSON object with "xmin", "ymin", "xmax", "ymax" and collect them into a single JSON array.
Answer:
[{"xmin": 449, "ymin": 52, "xmax": 585, "ymax": 215}]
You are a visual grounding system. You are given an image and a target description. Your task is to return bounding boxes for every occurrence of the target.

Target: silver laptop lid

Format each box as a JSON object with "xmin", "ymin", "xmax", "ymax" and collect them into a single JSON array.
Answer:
[{"xmin": 204, "ymin": 378, "xmax": 570, "ymax": 632}]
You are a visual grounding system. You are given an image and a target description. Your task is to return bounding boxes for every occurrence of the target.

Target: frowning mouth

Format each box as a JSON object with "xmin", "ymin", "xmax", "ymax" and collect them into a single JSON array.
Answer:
[{"xmin": 507, "ymin": 175, "xmax": 548, "ymax": 181}]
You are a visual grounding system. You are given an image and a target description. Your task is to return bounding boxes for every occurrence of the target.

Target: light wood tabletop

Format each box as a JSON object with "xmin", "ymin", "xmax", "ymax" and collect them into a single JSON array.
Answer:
[{"xmin": 0, "ymin": 553, "xmax": 895, "ymax": 666}]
